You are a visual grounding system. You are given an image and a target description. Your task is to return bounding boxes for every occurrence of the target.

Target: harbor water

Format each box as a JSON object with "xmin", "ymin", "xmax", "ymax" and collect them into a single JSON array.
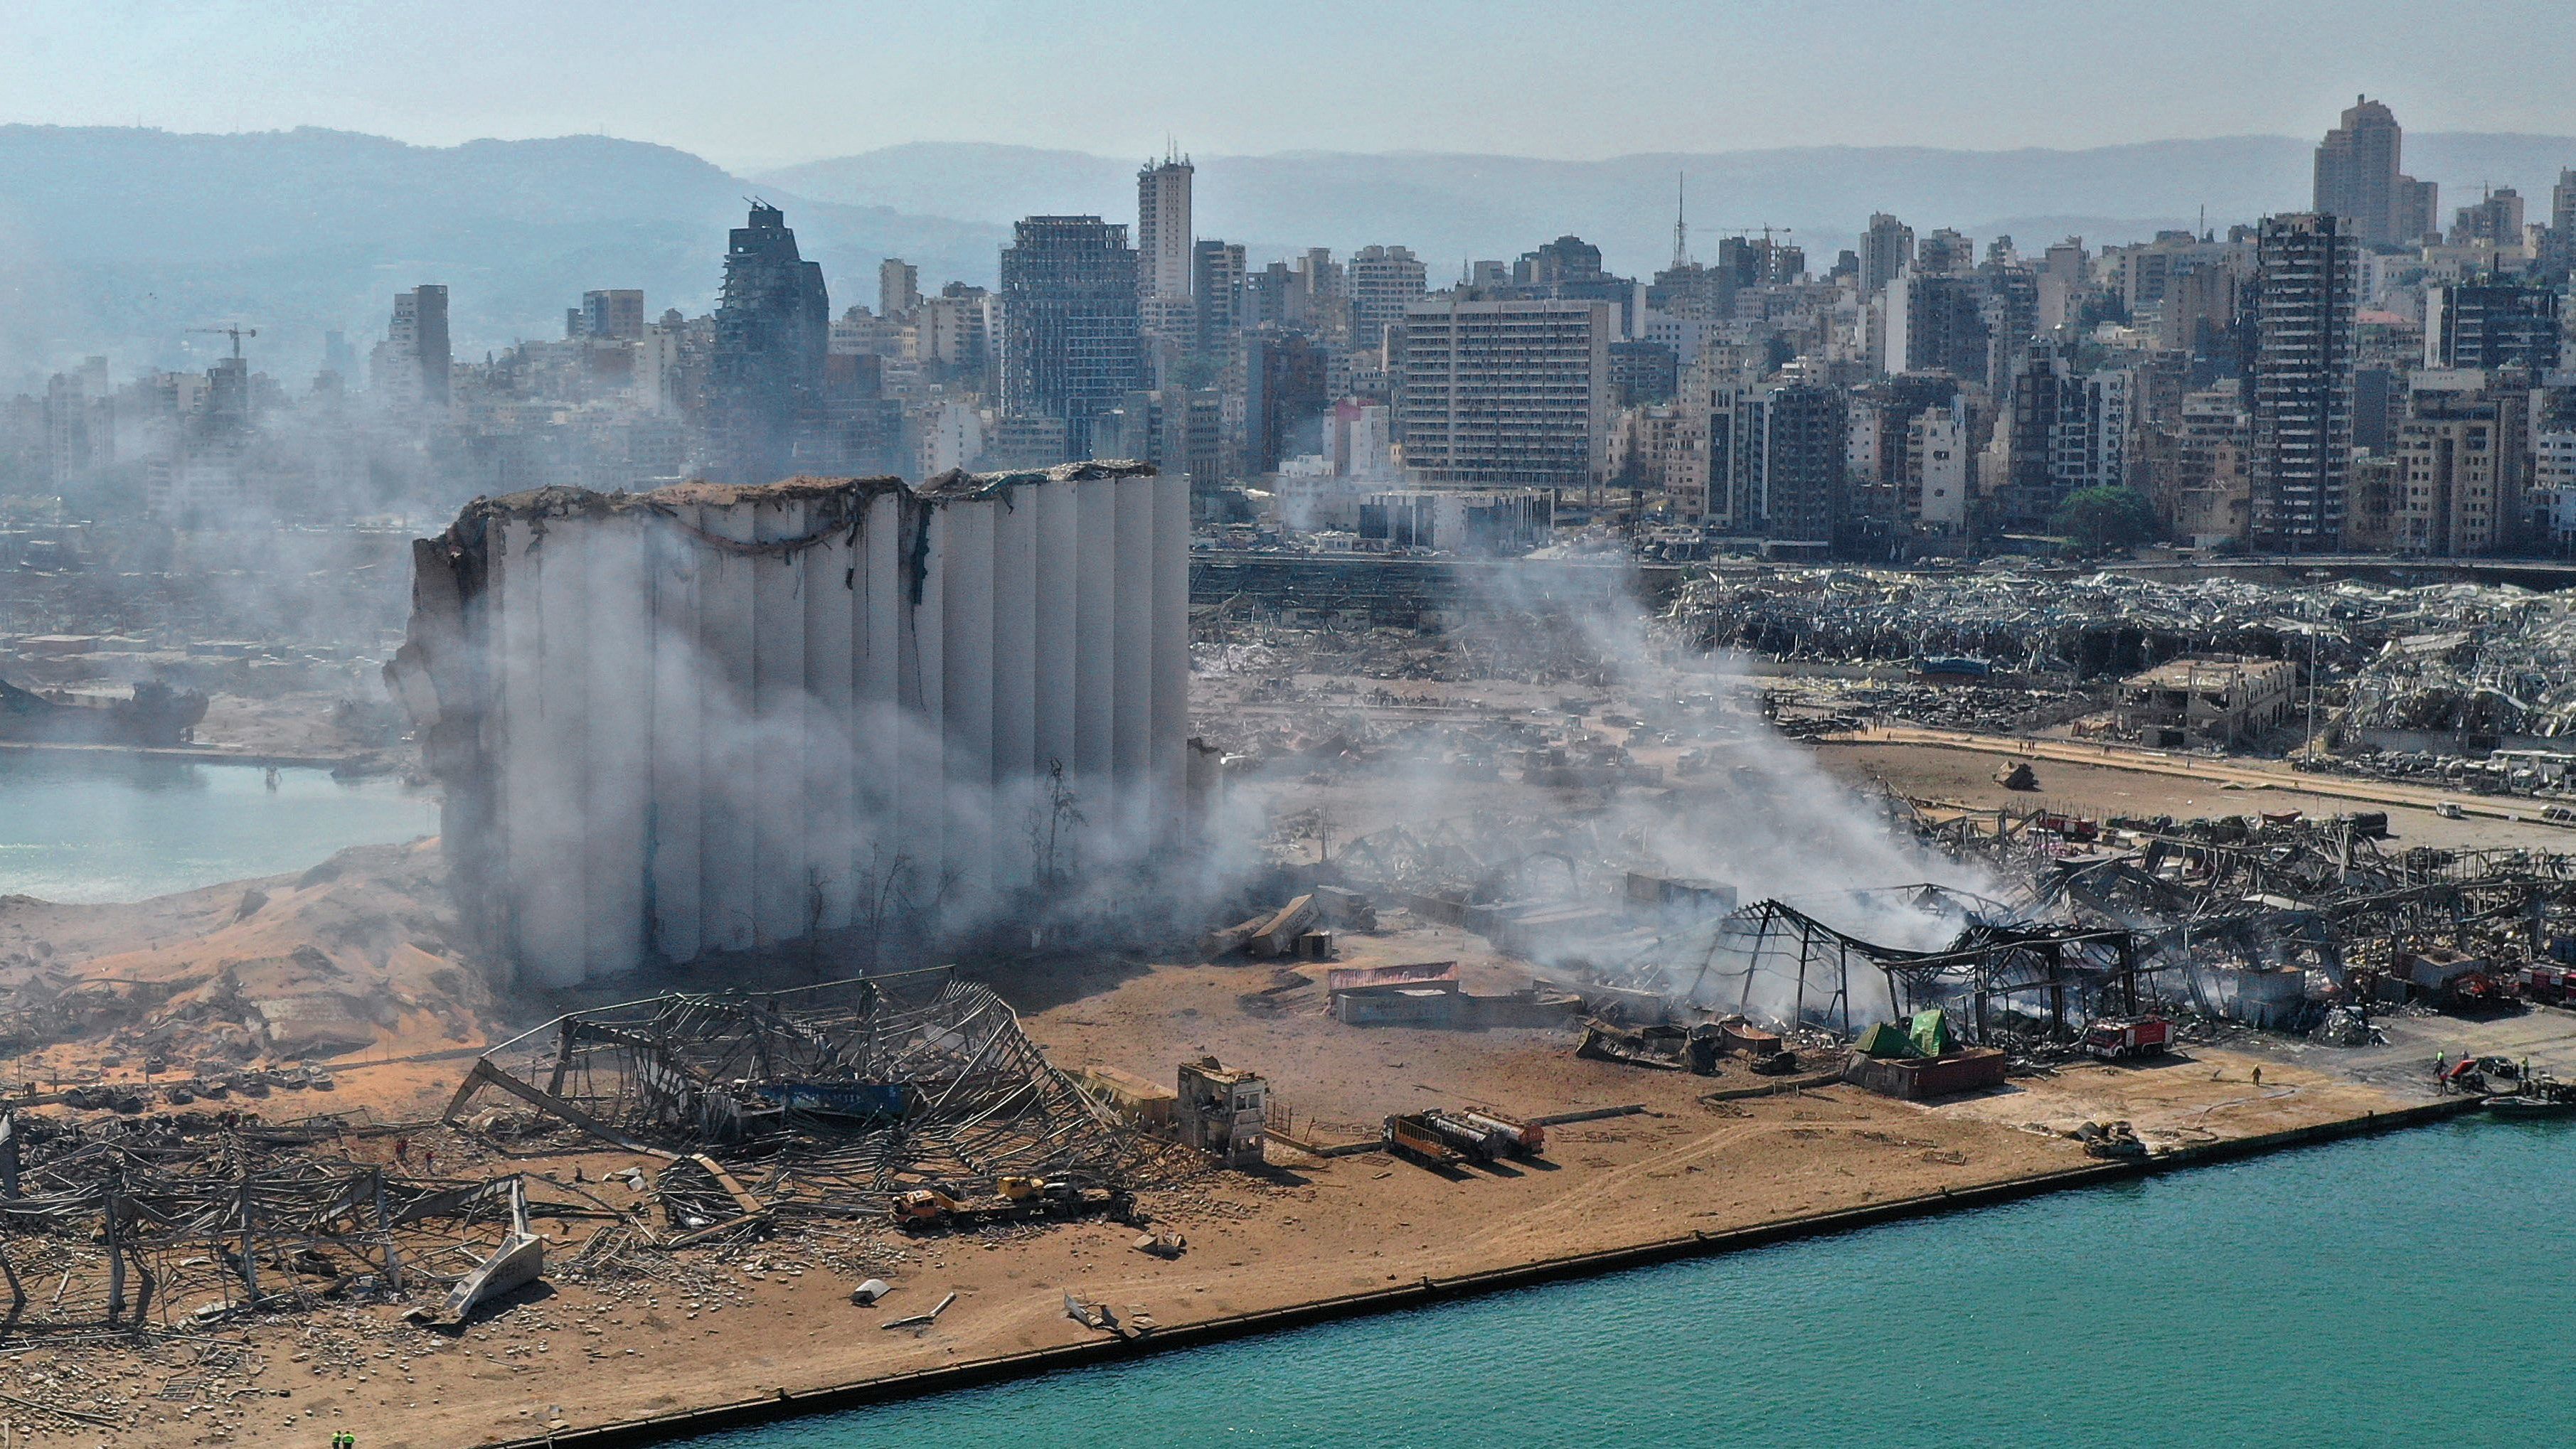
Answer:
[
  {"xmin": 0, "ymin": 750, "xmax": 437, "ymax": 903},
  {"xmin": 690, "ymin": 1117, "xmax": 2571, "ymax": 1449}
]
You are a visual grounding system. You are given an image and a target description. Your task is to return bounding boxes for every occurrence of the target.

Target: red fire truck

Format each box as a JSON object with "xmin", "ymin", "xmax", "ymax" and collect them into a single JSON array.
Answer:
[{"xmin": 2082, "ymin": 1017, "xmax": 2172, "ymax": 1062}]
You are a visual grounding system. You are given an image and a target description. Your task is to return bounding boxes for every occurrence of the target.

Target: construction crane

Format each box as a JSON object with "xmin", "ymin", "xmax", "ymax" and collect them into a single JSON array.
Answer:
[
  {"xmin": 187, "ymin": 324, "xmax": 257, "ymax": 360},
  {"xmin": 1709, "ymin": 223, "xmax": 1796, "ymax": 249}
]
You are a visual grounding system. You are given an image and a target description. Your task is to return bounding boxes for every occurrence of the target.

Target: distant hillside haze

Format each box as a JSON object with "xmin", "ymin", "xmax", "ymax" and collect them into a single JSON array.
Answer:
[
  {"xmin": 0, "ymin": 125, "xmax": 1005, "ymax": 378},
  {"xmin": 4, "ymin": 124, "xmax": 2572, "ymax": 380},
  {"xmin": 762, "ymin": 134, "xmax": 2576, "ymax": 278}
]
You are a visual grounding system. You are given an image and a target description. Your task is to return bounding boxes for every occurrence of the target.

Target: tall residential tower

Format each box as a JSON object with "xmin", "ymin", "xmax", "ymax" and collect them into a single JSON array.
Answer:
[
  {"xmin": 709, "ymin": 203, "xmax": 831, "ymax": 484},
  {"xmin": 1137, "ymin": 151, "xmax": 1194, "ymax": 340},
  {"xmin": 999, "ymin": 215, "xmax": 1144, "ymax": 459},
  {"xmin": 2313, "ymin": 96, "xmax": 2437, "ymax": 247},
  {"xmin": 2248, "ymin": 213, "xmax": 2358, "ymax": 551}
]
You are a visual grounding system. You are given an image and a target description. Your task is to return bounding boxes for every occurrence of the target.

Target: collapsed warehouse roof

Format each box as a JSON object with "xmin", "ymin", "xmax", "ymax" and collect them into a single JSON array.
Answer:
[
  {"xmin": 1322, "ymin": 793, "xmax": 2576, "ymax": 1049},
  {"xmin": 443, "ymin": 973, "xmax": 1141, "ymax": 1219}
]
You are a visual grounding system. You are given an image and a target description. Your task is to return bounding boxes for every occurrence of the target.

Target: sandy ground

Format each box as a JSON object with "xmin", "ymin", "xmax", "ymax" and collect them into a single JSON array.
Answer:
[
  {"xmin": 0, "ymin": 715, "xmax": 2563, "ymax": 1446},
  {"xmin": 1932, "ymin": 1045, "xmax": 2406, "ymax": 1152},
  {"xmin": 38, "ymin": 917, "xmax": 2452, "ymax": 1449},
  {"xmin": 1814, "ymin": 740, "xmax": 2576, "ymax": 855}
]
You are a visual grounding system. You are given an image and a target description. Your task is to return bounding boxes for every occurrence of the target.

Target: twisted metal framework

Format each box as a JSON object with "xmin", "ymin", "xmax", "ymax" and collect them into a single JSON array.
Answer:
[
  {"xmin": 0, "ymin": 1113, "xmax": 526, "ymax": 1340},
  {"xmin": 449, "ymin": 974, "xmax": 1139, "ymax": 1214},
  {"xmin": 1578, "ymin": 884, "xmax": 2149, "ymax": 1041}
]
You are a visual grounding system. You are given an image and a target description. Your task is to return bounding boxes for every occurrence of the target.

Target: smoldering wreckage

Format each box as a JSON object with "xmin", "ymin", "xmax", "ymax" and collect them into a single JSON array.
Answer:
[
  {"xmin": 11, "ymin": 471, "xmax": 2576, "ymax": 1438},
  {"xmin": 0, "ymin": 465, "xmax": 1223, "ymax": 1431}
]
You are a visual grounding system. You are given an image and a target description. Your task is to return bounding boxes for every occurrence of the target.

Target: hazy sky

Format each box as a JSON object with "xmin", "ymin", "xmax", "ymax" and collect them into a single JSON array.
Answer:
[{"xmin": 8, "ymin": 0, "xmax": 2572, "ymax": 170}]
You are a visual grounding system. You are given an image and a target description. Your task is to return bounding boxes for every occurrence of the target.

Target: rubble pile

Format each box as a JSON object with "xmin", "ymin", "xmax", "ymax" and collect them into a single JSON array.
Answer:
[
  {"xmin": 2333, "ymin": 593, "xmax": 2576, "ymax": 740},
  {"xmin": 1656, "ymin": 568, "xmax": 2380, "ymax": 677},
  {"xmin": 0, "ymin": 841, "xmax": 489, "ymax": 1067},
  {"xmin": 1322, "ymin": 783, "xmax": 2576, "ymax": 1061},
  {"xmin": 1659, "ymin": 570, "xmax": 2576, "ymax": 747},
  {"xmin": 0, "ymin": 1107, "xmax": 558, "ymax": 1342},
  {"xmin": 1762, "ymin": 679, "xmax": 2093, "ymax": 738},
  {"xmin": 446, "ymin": 973, "xmax": 1147, "ymax": 1224}
]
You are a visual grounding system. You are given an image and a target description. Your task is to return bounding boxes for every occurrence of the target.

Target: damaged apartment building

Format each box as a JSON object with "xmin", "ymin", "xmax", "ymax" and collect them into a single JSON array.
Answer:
[{"xmin": 387, "ymin": 461, "xmax": 1191, "ymax": 986}]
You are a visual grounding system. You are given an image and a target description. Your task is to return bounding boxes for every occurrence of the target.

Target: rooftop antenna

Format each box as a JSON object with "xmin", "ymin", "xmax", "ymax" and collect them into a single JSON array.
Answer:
[{"xmin": 1673, "ymin": 172, "xmax": 1690, "ymax": 269}]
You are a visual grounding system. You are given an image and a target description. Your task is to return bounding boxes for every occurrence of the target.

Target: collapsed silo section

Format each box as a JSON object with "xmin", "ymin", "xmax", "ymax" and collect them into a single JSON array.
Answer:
[{"xmin": 385, "ymin": 461, "xmax": 1180, "ymax": 988}]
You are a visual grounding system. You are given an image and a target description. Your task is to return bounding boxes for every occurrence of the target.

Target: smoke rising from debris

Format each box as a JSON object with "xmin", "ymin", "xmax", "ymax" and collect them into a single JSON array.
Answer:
[
  {"xmin": 397, "ymin": 471, "xmax": 1251, "ymax": 987},
  {"xmin": 1216, "ymin": 560, "xmax": 1998, "ymax": 1028}
]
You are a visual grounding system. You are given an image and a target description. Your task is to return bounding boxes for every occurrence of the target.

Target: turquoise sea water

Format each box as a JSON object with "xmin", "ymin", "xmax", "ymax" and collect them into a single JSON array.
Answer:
[
  {"xmin": 0, "ymin": 751, "xmax": 437, "ymax": 902},
  {"xmin": 691, "ymin": 1118, "xmax": 2572, "ymax": 1449}
]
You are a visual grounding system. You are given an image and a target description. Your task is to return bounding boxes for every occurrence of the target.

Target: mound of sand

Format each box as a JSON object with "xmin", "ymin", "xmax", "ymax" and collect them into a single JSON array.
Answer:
[{"xmin": 0, "ymin": 839, "xmax": 494, "ymax": 1070}]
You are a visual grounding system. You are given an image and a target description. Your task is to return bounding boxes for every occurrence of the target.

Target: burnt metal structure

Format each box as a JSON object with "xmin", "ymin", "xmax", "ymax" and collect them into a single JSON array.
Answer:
[
  {"xmin": 0, "ymin": 1111, "xmax": 541, "ymax": 1341},
  {"xmin": 445, "ymin": 974, "xmax": 1139, "ymax": 1215}
]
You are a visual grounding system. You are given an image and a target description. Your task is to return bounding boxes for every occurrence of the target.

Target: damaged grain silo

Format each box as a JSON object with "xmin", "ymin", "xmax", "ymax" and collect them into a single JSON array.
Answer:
[{"xmin": 385, "ymin": 461, "xmax": 1190, "ymax": 986}]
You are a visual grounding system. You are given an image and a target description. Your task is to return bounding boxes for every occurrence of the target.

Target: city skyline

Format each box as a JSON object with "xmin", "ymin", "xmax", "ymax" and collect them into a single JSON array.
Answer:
[
  {"xmin": 8, "ymin": 80, "xmax": 2572, "ymax": 562},
  {"xmin": 8, "ymin": 1, "xmax": 2575, "ymax": 170}
]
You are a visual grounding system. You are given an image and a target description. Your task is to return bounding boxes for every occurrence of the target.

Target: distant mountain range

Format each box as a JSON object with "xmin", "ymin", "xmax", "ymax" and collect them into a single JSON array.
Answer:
[
  {"xmin": 762, "ymin": 134, "xmax": 2576, "ymax": 277},
  {"xmin": 0, "ymin": 126, "xmax": 1005, "ymax": 380},
  {"xmin": 4, "ymin": 125, "xmax": 2571, "ymax": 383}
]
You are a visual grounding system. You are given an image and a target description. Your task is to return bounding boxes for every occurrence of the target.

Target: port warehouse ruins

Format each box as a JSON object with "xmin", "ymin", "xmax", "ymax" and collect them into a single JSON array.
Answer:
[{"xmin": 388, "ymin": 461, "xmax": 1192, "ymax": 985}]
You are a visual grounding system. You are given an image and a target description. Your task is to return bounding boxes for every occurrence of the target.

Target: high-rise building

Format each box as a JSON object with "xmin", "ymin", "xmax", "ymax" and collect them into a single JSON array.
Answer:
[
  {"xmin": 1297, "ymin": 247, "xmax": 1347, "ymax": 338},
  {"xmin": 1506, "ymin": 234, "xmax": 1641, "ymax": 335},
  {"xmin": 916, "ymin": 283, "xmax": 991, "ymax": 378},
  {"xmin": 2156, "ymin": 263, "xmax": 2243, "ymax": 365},
  {"xmin": 2395, "ymin": 371, "xmax": 2529, "ymax": 556},
  {"xmin": 2034, "ymin": 238, "xmax": 2090, "ymax": 332},
  {"xmin": 1243, "ymin": 332, "xmax": 1329, "ymax": 474},
  {"xmin": 1609, "ymin": 340, "xmax": 1679, "ymax": 407},
  {"xmin": 1858, "ymin": 214, "xmax": 1915, "ymax": 296},
  {"xmin": 1348, "ymin": 245, "xmax": 1427, "ymax": 349},
  {"xmin": 371, "ymin": 284, "xmax": 451, "ymax": 414},
  {"xmin": 2393, "ymin": 177, "xmax": 2440, "ymax": 246},
  {"xmin": 2425, "ymin": 281, "xmax": 2562, "ymax": 371},
  {"xmin": 2247, "ymin": 213, "xmax": 2358, "ymax": 551},
  {"xmin": 577, "ymin": 289, "xmax": 646, "ymax": 341},
  {"xmin": 1996, "ymin": 343, "xmax": 2133, "ymax": 531},
  {"xmin": 1664, "ymin": 355, "xmax": 1752, "ymax": 528},
  {"xmin": 1136, "ymin": 154, "xmax": 1194, "ymax": 304},
  {"xmin": 2545, "ymin": 169, "xmax": 2576, "ymax": 279},
  {"xmin": 1883, "ymin": 271, "xmax": 1990, "ymax": 380},
  {"xmin": 1242, "ymin": 260, "xmax": 1299, "ymax": 332},
  {"xmin": 2531, "ymin": 381, "xmax": 2576, "ymax": 550},
  {"xmin": 1915, "ymin": 228, "xmax": 1973, "ymax": 276},
  {"xmin": 2063, "ymin": 370, "xmax": 2135, "ymax": 496},
  {"xmin": 1393, "ymin": 296, "xmax": 1611, "ymax": 493},
  {"xmin": 1667, "ymin": 370, "xmax": 1848, "ymax": 542},
  {"xmin": 1515, "ymin": 235, "xmax": 1604, "ymax": 285},
  {"xmin": 878, "ymin": 259, "xmax": 920, "ymax": 319},
  {"xmin": 2449, "ymin": 188, "xmax": 2526, "ymax": 249},
  {"xmin": 41, "ymin": 358, "xmax": 112, "ymax": 491},
  {"xmin": 1755, "ymin": 383, "xmax": 1849, "ymax": 546},
  {"xmin": 1190, "ymin": 240, "xmax": 1246, "ymax": 355},
  {"xmin": 709, "ymin": 203, "xmax": 831, "ymax": 485},
  {"xmin": 2153, "ymin": 383, "xmax": 2256, "ymax": 548},
  {"xmin": 1905, "ymin": 403, "xmax": 1971, "ymax": 533},
  {"xmin": 1979, "ymin": 259, "xmax": 2040, "ymax": 392},
  {"xmin": 2312, "ymin": 95, "xmax": 2439, "ymax": 248},
  {"xmin": 997, "ymin": 215, "xmax": 1142, "ymax": 459}
]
